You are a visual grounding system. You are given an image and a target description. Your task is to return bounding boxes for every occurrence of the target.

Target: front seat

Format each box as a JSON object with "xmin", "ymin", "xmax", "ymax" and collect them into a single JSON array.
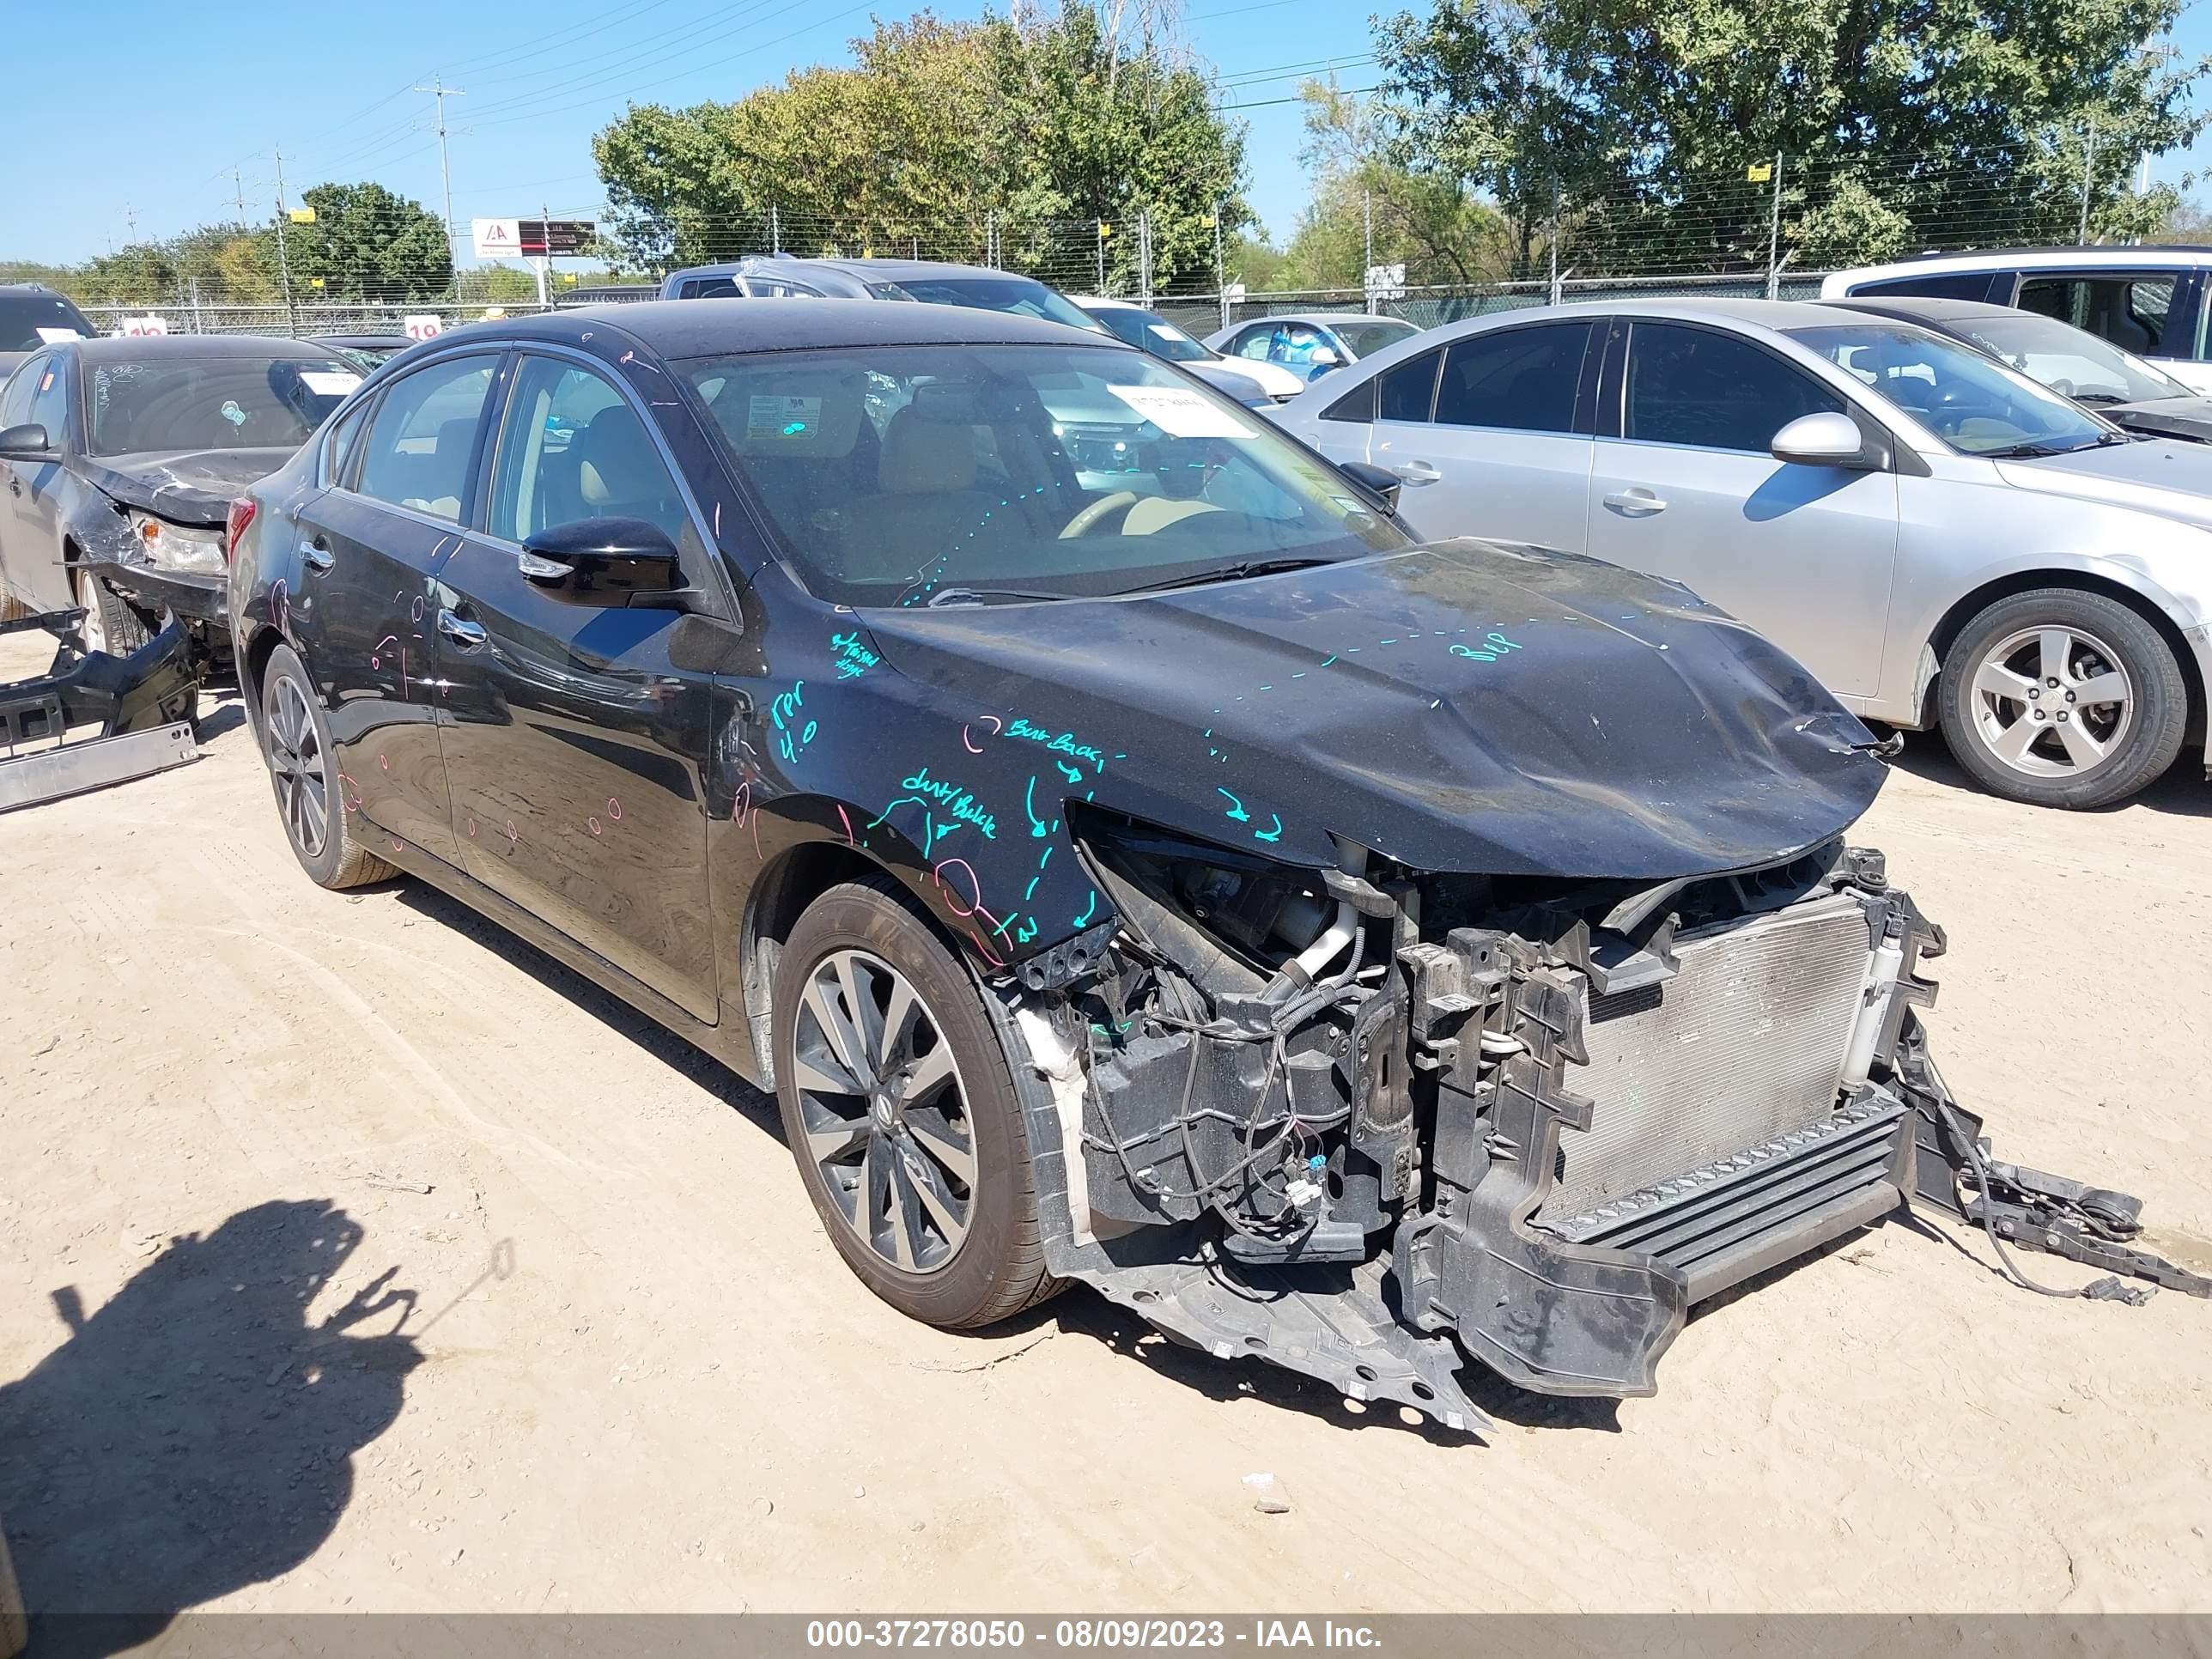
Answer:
[{"xmin": 569, "ymin": 406, "xmax": 684, "ymax": 535}]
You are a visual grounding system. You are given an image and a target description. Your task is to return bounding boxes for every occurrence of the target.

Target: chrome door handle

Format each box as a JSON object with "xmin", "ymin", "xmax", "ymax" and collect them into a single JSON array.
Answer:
[
  {"xmin": 436, "ymin": 609, "xmax": 487, "ymax": 647},
  {"xmin": 1390, "ymin": 459, "xmax": 1443, "ymax": 484},
  {"xmin": 299, "ymin": 538, "xmax": 335, "ymax": 571},
  {"xmin": 1602, "ymin": 488, "xmax": 1668, "ymax": 515}
]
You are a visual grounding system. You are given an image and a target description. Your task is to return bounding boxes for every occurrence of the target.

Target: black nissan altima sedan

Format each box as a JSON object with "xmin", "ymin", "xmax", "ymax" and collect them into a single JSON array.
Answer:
[{"xmin": 225, "ymin": 298, "xmax": 2053, "ymax": 1422}]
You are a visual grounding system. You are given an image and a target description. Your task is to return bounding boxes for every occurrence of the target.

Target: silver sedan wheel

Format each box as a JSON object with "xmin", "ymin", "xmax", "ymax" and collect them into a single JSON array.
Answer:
[
  {"xmin": 265, "ymin": 674, "xmax": 331, "ymax": 859},
  {"xmin": 790, "ymin": 948, "xmax": 975, "ymax": 1274},
  {"xmin": 1968, "ymin": 625, "xmax": 2134, "ymax": 780},
  {"xmin": 74, "ymin": 575, "xmax": 108, "ymax": 656}
]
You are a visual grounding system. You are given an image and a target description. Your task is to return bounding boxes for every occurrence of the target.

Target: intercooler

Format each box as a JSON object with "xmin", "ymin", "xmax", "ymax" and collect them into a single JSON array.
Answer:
[{"xmin": 1538, "ymin": 890, "xmax": 1903, "ymax": 1293}]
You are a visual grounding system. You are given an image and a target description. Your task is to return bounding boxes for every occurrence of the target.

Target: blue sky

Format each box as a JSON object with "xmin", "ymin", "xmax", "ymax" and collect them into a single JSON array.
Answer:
[{"xmin": 5, "ymin": 0, "xmax": 2204, "ymax": 266}]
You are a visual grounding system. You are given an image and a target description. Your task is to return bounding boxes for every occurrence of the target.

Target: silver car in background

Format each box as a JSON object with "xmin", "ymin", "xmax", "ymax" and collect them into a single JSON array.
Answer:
[{"xmin": 1273, "ymin": 298, "xmax": 2212, "ymax": 808}]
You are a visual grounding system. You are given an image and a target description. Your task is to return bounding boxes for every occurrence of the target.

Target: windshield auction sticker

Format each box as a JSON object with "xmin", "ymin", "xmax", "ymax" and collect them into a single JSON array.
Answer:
[{"xmin": 1104, "ymin": 383, "xmax": 1257, "ymax": 438}]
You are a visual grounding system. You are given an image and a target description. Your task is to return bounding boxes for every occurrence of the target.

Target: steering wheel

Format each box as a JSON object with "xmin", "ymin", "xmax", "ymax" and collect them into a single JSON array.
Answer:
[{"xmin": 1057, "ymin": 490, "xmax": 1140, "ymax": 540}]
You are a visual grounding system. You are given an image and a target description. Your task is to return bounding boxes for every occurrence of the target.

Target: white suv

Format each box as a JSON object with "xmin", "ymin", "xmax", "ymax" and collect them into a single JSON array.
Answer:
[{"xmin": 1821, "ymin": 246, "xmax": 2212, "ymax": 394}]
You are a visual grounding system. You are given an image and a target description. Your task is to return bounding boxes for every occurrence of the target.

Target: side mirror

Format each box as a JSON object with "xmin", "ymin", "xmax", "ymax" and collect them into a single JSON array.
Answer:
[
  {"xmin": 1771, "ymin": 411, "xmax": 1876, "ymax": 469},
  {"xmin": 0, "ymin": 423, "xmax": 51, "ymax": 455},
  {"xmin": 520, "ymin": 516, "xmax": 682, "ymax": 605},
  {"xmin": 1338, "ymin": 460, "xmax": 1402, "ymax": 514}
]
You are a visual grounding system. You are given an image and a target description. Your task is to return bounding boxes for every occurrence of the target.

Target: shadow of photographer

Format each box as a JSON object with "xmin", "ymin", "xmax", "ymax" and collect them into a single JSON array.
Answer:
[{"xmin": 0, "ymin": 1199, "xmax": 422, "ymax": 1656}]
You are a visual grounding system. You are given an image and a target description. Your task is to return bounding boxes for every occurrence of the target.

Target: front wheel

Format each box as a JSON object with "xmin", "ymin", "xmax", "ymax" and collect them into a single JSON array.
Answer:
[
  {"xmin": 73, "ymin": 568, "xmax": 151, "ymax": 658},
  {"xmin": 1937, "ymin": 588, "xmax": 2187, "ymax": 809},
  {"xmin": 772, "ymin": 878, "xmax": 1059, "ymax": 1328}
]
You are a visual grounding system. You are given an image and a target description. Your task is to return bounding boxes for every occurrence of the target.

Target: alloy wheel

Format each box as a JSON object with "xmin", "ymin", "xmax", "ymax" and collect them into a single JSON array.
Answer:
[
  {"xmin": 1968, "ymin": 625, "xmax": 2134, "ymax": 780},
  {"xmin": 790, "ymin": 948, "xmax": 975, "ymax": 1274},
  {"xmin": 266, "ymin": 674, "xmax": 331, "ymax": 859}
]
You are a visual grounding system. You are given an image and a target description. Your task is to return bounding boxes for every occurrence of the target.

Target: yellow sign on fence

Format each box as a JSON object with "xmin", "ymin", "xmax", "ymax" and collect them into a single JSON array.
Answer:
[
  {"xmin": 1746, "ymin": 162, "xmax": 1773, "ymax": 183},
  {"xmin": 289, "ymin": 208, "xmax": 317, "ymax": 224}
]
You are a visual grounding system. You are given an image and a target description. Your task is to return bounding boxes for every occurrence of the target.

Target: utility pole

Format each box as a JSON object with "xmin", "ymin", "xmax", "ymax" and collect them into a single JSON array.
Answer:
[
  {"xmin": 1765, "ymin": 151, "xmax": 1784, "ymax": 300},
  {"xmin": 233, "ymin": 166, "xmax": 249, "ymax": 219},
  {"xmin": 414, "ymin": 75, "xmax": 468, "ymax": 251},
  {"xmin": 1212, "ymin": 200, "xmax": 1227, "ymax": 330},
  {"xmin": 1362, "ymin": 189, "xmax": 1376, "ymax": 314},
  {"xmin": 532, "ymin": 200, "xmax": 551, "ymax": 308},
  {"xmin": 125, "ymin": 204, "xmax": 137, "ymax": 242},
  {"xmin": 273, "ymin": 144, "xmax": 298, "ymax": 335},
  {"xmin": 2080, "ymin": 120, "xmax": 2099, "ymax": 243}
]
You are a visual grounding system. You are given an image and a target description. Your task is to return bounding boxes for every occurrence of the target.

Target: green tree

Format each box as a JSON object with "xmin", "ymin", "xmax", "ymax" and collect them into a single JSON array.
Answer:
[
  {"xmin": 592, "ymin": 4, "xmax": 1248, "ymax": 291},
  {"xmin": 291, "ymin": 182, "xmax": 453, "ymax": 301},
  {"xmin": 1376, "ymin": 0, "xmax": 2210, "ymax": 272},
  {"xmin": 73, "ymin": 243, "xmax": 178, "ymax": 307}
]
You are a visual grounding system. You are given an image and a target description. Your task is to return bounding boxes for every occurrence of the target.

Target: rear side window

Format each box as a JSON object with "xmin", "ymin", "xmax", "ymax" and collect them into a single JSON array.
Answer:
[
  {"xmin": 1434, "ymin": 322, "xmax": 1592, "ymax": 434},
  {"xmin": 680, "ymin": 277, "xmax": 740, "ymax": 299},
  {"xmin": 354, "ymin": 355, "xmax": 497, "ymax": 522},
  {"xmin": 1376, "ymin": 349, "xmax": 1442, "ymax": 422},
  {"xmin": 1850, "ymin": 272, "xmax": 2002, "ymax": 301},
  {"xmin": 1623, "ymin": 323, "xmax": 1844, "ymax": 453}
]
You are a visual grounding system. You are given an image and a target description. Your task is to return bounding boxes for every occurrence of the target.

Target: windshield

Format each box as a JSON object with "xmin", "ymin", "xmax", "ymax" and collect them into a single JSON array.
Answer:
[
  {"xmin": 1090, "ymin": 306, "xmax": 1212, "ymax": 362},
  {"xmin": 869, "ymin": 276, "xmax": 1105, "ymax": 334},
  {"xmin": 684, "ymin": 343, "xmax": 1407, "ymax": 607},
  {"xmin": 1339, "ymin": 318, "xmax": 1419, "ymax": 357},
  {"xmin": 1935, "ymin": 311, "xmax": 2191, "ymax": 406},
  {"xmin": 0, "ymin": 293, "xmax": 95, "ymax": 353},
  {"xmin": 86, "ymin": 356, "xmax": 361, "ymax": 456},
  {"xmin": 1784, "ymin": 320, "xmax": 2118, "ymax": 457}
]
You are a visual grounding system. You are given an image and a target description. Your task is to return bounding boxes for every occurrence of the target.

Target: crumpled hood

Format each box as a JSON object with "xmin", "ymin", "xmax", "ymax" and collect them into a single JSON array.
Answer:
[
  {"xmin": 1995, "ymin": 436, "xmax": 2212, "ymax": 529},
  {"xmin": 862, "ymin": 539, "xmax": 1887, "ymax": 881},
  {"xmin": 82, "ymin": 447, "xmax": 297, "ymax": 526}
]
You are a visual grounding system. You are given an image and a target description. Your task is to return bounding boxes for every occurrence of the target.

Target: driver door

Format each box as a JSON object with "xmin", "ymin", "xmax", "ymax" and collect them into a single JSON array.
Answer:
[
  {"xmin": 1585, "ymin": 319, "xmax": 1899, "ymax": 698},
  {"xmin": 434, "ymin": 350, "xmax": 722, "ymax": 1021}
]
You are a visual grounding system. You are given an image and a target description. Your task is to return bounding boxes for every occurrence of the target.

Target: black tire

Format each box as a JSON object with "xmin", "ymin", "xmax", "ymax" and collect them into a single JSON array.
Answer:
[
  {"xmin": 772, "ymin": 878, "xmax": 1060, "ymax": 1328},
  {"xmin": 73, "ymin": 568, "xmax": 152, "ymax": 658},
  {"xmin": 260, "ymin": 643, "xmax": 396, "ymax": 889},
  {"xmin": 1938, "ymin": 587, "xmax": 2188, "ymax": 810}
]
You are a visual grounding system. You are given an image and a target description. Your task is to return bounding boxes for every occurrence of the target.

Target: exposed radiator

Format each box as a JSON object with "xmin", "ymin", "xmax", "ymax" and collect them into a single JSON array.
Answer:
[{"xmin": 1545, "ymin": 890, "xmax": 1875, "ymax": 1221}]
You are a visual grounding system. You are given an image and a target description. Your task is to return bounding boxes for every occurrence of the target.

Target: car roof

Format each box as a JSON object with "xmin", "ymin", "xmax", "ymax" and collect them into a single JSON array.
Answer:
[
  {"xmin": 1834, "ymin": 246, "xmax": 2212, "ymax": 281},
  {"xmin": 428, "ymin": 295, "xmax": 1126, "ymax": 358},
  {"xmin": 1814, "ymin": 295, "xmax": 2023, "ymax": 323},
  {"xmin": 68, "ymin": 332, "xmax": 356, "ymax": 362},
  {"xmin": 310, "ymin": 332, "xmax": 414, "ymax": 348},
  {"xmin": 672, "ymin": 256, "xmax": 1022, "ymax": 283},
  {"xmin": 1236, "ymin": 311, "xmax": 1390, "ymax": 328}
]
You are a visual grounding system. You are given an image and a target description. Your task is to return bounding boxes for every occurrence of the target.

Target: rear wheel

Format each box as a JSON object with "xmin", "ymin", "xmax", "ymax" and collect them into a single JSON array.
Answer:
[
  {"xmin": 260, "ymin": 642, "xmax": 395, "ymax": 889},
  {"xmin": 1938, "ymin": 588, "xmax": 2187, "ymax": 809},
  {"xmin": 772, "ymin": 878, "xmax": 1058, "ymax": 1328}
]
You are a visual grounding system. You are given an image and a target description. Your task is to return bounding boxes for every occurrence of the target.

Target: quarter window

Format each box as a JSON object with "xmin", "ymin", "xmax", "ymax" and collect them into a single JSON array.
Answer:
[
  {"xmin": 1623, "ymin": 323, "xmax": 1844, "ymax": 453},
  {"xmin": 323, "ymin": 398, "xmax": 372, "ymax": 487},
  {"xmin": 488, "ymin": 356, "xmax": 695, "ymax": 551},
  {"xmin": 1434, "ymin": 323, "xmax": 1592, "ymax": 434},
  {"xmin": 1231, "ymin": 326, "xmax": 1274, "ymax": 362},
  {"xmin": 354, "ymin": 355, "xmax": 497, "ymax": 522}
]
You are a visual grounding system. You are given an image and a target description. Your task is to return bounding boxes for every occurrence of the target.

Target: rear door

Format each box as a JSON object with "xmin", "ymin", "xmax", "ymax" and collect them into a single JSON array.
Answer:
[
  {"xmin": 1366, "ymin": 319, "xmax": 1600, "ymax": 551},
  {"xmin": 434, "ymin": 349, "xmax": 723, "ymax": 1021},
  {"xmin": 291, "ymin": 349, "xmax": 505, "ymax": 867},
  {"xmin": 1585, "ymin": 319, "xmax": 1899, "ymax": 697}
]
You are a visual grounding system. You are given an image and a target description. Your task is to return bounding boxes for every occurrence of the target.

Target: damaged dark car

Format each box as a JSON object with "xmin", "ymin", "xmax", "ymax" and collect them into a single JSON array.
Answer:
[
  {"xmin": 0, "ymin": 335, "xmax": 362, "ymax": 658},
  {"xmin": 227, "ymin": 302, "xmax": 2203, "ymax": 1430}
]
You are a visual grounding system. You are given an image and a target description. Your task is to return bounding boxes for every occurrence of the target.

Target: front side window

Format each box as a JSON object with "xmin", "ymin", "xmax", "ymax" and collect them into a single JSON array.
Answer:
[
  {"xmin": 2018, "ymin": 274, "xmax": 2179, "ymax": 356},
  {"xmin": 1623, "ymin": 323, "xmax": 1845, "ymax": 453},
  {"xmin": 85, "ymin": 356, "xmax": 362, "ymax": 457},
  {"xmin": 684, "ymin": 343, "xmax": 1407, "ymax": 607},
  {"xmin": 1231, "ymin": 326, "xmax": 1274, "ymax": 362},
  {"xmin": 0, "ymin": 356, "xmax": 44, "ymax": 430},
  {"xmin": 27, "ymin": 356, "xmax": 71, "ymax": 439},
  {"xmin": 1434, "ymin": 322, "xmax": 1592, "ymax": 434},
  {"xmin": 681, "ymin": 277, "xmax": 740, "ymax": 300},
  {"xmin": 354, "ymin": 355, "xmax": 497, "ymax": 521},
  {"xmin": 1784, "ymin": 320, "xmax": 2115, "ymax": 457},
  {"xmin": 488, "ymin": 357, "xmax": 696, "ymax": 552}
]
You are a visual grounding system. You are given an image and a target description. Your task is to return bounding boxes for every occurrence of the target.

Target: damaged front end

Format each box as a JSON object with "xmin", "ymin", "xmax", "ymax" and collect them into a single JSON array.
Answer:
[{"xmin": 998, "ymin": 817, "xmax": 2206, "ymax": 1430}]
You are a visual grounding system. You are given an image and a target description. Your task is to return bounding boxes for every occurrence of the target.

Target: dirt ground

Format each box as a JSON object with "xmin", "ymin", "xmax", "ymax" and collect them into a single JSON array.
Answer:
[{"xmin": 3, "ymin": 647, "xmax": 2210, "ymax": 1619}]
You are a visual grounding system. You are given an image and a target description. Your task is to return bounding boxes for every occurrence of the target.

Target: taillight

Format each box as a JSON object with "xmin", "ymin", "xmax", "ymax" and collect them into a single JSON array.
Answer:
[{"xmin": 224, "ymin": 496, "xmax": 257, "ymax": 564}]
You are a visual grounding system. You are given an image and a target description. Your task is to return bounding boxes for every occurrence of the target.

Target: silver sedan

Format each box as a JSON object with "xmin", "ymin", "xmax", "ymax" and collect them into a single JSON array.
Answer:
[{"xmin": 1272, "ymin": 297, "xmax": 2212, "ymax": 808}]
